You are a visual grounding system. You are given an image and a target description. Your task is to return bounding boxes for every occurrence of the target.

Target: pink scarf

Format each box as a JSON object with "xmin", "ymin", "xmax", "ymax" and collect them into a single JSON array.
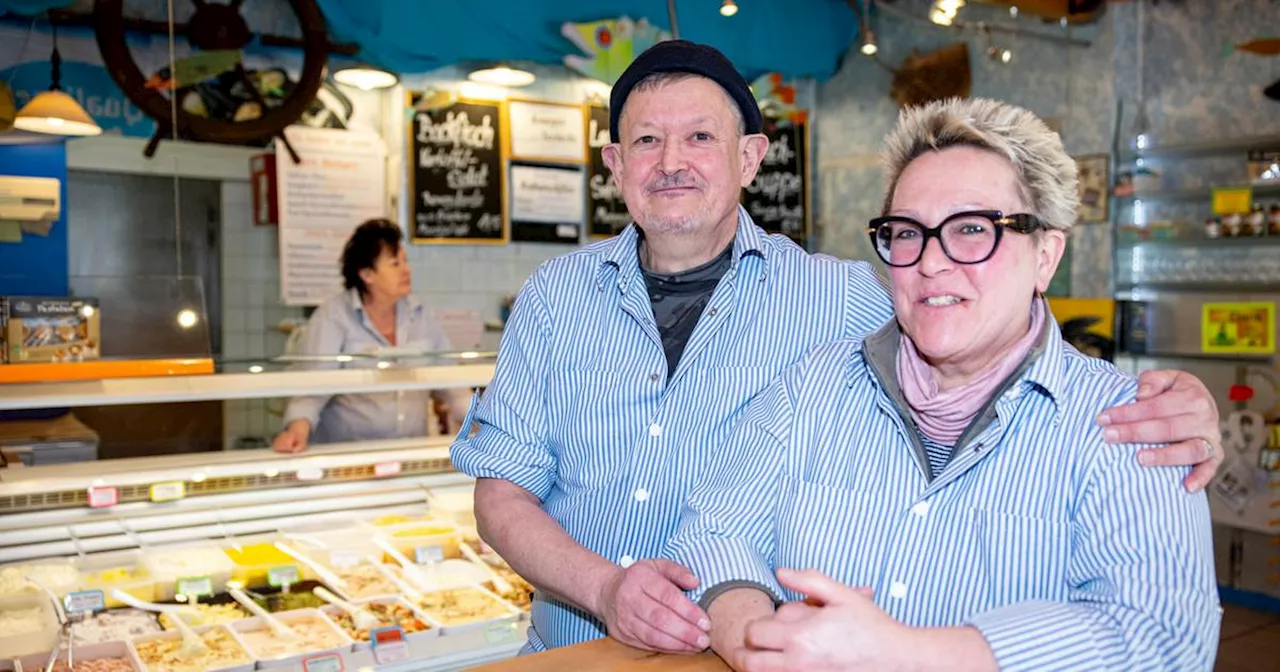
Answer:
[{"xmin": 897, "ymin": 300, "xmax": 1046, "ymax": 445}]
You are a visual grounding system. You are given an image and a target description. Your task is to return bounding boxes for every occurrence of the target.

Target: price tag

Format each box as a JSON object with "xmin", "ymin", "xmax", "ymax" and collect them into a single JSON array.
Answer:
[
  {"xmin": 415, "ymin": 545, "xmax": 444, "ymax": 564},
  {"xmin": 301, "ymin": 653, "xmax": 345, "ymax": 672},
  {"xmin": 268, "ymin": 565, "xmax": 299, "ymax": 588},
  {"xmin": 149, "ymin": 481, "xmax": 186, "ymax": 503},
  {"xmin": 177, "ymin": 576, "xmax": 213, "ymax": 599},
  {"xmin": 484, "ymin": 621, "xmax": 519, "ymax": 645},
  {"xmin": 87, "ymin": 486, "xmax": 118, "ymax": 508},
  {"xmin": 1212, "ymin": 187, "xmax": 1253, "ymax": 215},
  {"xmin": 296, "ymin": 467, "xmax": 324, "ymax": 481},
  {"xmin": 370, "ymin": 626, "xmax": 410, "ymax": 664},
  {"xmin": 63, "ymin": 590, "xmax": 105, "ymax": 615},
  {"xmin": 374, "ymin": 461, "xmax": 402, "ymax": 477},
  {"xmin": 329, "ymin": 550, "xmax": 360, "ymax": 569}
]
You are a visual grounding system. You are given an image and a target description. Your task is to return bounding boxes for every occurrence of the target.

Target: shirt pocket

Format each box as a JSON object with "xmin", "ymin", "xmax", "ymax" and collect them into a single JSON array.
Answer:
[
  {"xmin": 972, "ymin": 509, "xmax": 1072, "ymax": 604},
  {"xmin": 774, "ymin": 478, "xmax": 886, "ymax": 589},
  {"xmin": 546, "ymin": 368, "xmax": 644, "ymax": 492}
]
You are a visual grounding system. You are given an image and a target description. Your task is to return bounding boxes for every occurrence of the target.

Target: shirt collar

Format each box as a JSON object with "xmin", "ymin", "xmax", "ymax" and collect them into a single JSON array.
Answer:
[
  {"xmin": 854, "ymin": 297, "xmax": 1066, "ymax": 415},
  {"xmin": 595, "ymin": 205, "xmax": 769, "ymax": 294},
  {"xmin": 348, "ymin": 288, "xmax": 422, "ymax": 315}
]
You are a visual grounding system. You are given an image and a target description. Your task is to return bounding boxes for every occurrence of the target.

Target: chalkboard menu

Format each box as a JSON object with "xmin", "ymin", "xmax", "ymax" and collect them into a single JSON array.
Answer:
[
  {"xmin": 584, "ymin": 104, "xmax": 632, "ymax": 238},
  {"xmin": 744, "ymin": 115, "xmax": 810, "ymax": 245},
  {"xmin": 408, "ymin": 96, "xmax": 507, "ymax": 244}
]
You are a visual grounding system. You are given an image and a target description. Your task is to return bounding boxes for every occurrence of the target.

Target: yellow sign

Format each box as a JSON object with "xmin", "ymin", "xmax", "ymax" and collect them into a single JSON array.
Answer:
[
  {"xmin": 1211, "ymin": 187, "xmax": 1253, "ymax": 215},
  {"xmin": 1047, "ymin": 297, "xmax": 1116, "ymax": 360},
  {"xmin": 1202, "ymin": 302, "xmax": 1275, "ymax": 354},
  {"xmin": 1047, "ymin": 298, "xmax": 1115, "ymax": 337}
]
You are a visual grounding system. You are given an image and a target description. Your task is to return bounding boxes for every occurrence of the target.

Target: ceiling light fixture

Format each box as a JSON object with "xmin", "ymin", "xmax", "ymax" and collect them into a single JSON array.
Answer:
[
  {"xmin": 14, "ymin": 23, "xmax": 101, "ymax": 136},
  {"xmin": 467, "ymin": 66, "xmax": 536, "ymax": 87},
  {"xmin": 720, "ymin": 0, "xmax": 739, "ymax": 17},
  {"xmin": 859, "ymin": 1, "xmax": 878, "ymax": 56},
  {"xmin": 332, "ymin": 65, "xmax": 399, "ymax": 91}
]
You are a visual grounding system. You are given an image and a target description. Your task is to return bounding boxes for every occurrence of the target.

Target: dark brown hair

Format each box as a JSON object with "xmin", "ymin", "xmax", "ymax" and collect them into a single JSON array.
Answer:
[{"xmin": 341, "ymin": 219, "xmax": 403, "ymax": 295}]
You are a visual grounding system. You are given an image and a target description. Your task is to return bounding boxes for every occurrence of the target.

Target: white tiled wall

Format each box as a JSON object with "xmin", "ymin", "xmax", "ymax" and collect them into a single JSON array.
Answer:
[{"xmin": 218, "ymin": 181, "xmax": 573, "ymax": 449}]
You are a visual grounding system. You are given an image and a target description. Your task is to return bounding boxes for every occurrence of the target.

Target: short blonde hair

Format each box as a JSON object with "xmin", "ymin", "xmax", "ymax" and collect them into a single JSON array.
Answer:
[{"xmin": 879, "ymin": 97, "xmax": 1079, "ymax": 232}]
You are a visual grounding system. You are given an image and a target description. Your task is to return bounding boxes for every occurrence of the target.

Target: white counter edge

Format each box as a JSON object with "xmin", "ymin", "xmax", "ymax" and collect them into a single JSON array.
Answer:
[{"xmin": 0, "ymin": 364, "xmax": 494, "ymax": 411}]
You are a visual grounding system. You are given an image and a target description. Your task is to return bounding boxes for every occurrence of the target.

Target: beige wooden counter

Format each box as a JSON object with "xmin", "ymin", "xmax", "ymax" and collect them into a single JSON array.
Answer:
[{"xmin": 469, "ymin": 638, "xmax": 732, "ymax": 671}]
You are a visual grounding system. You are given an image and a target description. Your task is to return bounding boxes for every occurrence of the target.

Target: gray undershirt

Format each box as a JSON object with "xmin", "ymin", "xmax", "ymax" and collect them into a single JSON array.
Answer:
[{"xmin": 641, "ymin": 241, "xmax": 734, "ymax": 380}]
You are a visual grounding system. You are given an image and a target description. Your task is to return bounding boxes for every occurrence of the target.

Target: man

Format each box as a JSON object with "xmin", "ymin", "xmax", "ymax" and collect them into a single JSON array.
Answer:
[{"xmin": 450, "ymin": 40, "xmax": 1223, "ymax": 655}]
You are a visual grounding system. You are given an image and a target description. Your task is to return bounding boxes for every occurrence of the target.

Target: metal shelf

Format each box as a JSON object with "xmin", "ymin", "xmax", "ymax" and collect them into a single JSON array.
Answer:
[
  {"xmin": 1118, "ymin": 134, "xmax": 1280, "ymax": 162},
  {"xmin": 1114, "ymin": 181, "xmax": 1280, "ymax": 202},
  {"xmin": 0, "ymin": 363, "xmax": 494, "ymax": 411},
  {"xmin": 1116, "ymin": 282, "xmax": 1280, "ymax": 295},
  {"xmin": 1116, "ymin": 237, "xmax": 1280, "ymax": 250}
]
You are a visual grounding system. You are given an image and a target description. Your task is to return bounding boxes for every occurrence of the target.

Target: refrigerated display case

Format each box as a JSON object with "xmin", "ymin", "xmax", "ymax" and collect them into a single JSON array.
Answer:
[{"xmin": 0, "ymin": 355, "xmax": 533, "ymax": 671}]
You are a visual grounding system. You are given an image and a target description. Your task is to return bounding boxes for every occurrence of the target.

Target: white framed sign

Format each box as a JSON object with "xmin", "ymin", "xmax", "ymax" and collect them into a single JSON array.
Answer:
[
  {"xmin": 506, "ymin": 99, "xmax": 586, "ymax": 164},
  {"xmin": 510, "ymin": 164, "xmax": 585, "ymax": 223}
]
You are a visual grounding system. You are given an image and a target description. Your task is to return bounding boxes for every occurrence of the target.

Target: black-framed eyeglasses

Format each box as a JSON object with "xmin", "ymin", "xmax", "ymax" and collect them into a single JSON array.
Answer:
[{"xmin": 866, "ymin": 210, "xmax": 1045, "ymax": 268}]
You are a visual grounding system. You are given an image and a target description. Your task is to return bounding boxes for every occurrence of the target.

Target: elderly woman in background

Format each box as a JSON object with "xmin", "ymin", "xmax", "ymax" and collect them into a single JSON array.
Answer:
[
  {"xmin": 274, "ymin": 219, "xmax": 469, "ymax": 453},
  {"xmin": 665, "ymin": 98, "xmax": 1219, "ymax": 671}
]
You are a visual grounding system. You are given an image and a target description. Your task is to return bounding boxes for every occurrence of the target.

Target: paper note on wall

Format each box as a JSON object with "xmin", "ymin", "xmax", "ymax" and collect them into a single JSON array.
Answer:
[{"xmin": 276, "ymin": 127, "xmax": 388, "ymax": 306}]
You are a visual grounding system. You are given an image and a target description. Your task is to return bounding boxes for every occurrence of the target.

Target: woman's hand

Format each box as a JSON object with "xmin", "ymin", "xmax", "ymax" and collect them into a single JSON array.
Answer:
[
  {"xmin": 737, "ymin": 569, "xmax": 997, "ymax": 672},
  {"xmin": 272, "ymin": 420, "xmax": 311, "ymax": 453}
]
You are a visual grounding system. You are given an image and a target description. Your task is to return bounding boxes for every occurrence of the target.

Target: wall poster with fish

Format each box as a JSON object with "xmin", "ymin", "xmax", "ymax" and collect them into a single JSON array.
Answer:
[
  {"xmin": 743, "ymin": 114, "xmax": 811, "ymax": 246},
  {"xmin": 407, "ymin": 93, "xmax": 508, "ymax": 245}
]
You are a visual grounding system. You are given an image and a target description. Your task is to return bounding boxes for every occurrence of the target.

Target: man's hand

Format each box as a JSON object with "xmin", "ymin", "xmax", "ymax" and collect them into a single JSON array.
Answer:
[
  {"xmin": 1096, "ymin": 369, "xmax": 1222, "ymax": 492},
  {"xmin": 272, "ymin": 420, "xmax": 311, "ymax": 454},
  {"xmin": 599, "ymin": 558, "xmax": 711, "ymax": 654}
]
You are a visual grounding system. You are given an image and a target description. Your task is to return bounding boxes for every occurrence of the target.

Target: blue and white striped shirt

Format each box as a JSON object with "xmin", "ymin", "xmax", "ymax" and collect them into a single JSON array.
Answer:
[
  {"xmin": 450, "ymin": 208, "xmax": 893, "ymax": 651},
  {"xmin": 665, "ymin": 315, "xmax": 1220, "ymax": 671}
]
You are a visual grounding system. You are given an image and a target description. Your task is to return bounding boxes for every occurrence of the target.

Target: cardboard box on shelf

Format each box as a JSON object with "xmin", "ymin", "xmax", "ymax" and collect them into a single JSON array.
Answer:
[{"xmin": 2, "ymin": 296, "xmax": 100, "ymax": 364}]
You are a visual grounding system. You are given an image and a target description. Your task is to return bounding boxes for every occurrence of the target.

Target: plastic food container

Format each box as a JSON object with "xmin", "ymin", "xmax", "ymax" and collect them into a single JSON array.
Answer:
[
  {"xmin": 219, "ymin": 537, "xmax": 314, "ymax": 588},
  {"xmin": 143, "ymin": 542, "xmax": 235, "ymax": 603},
  {"xmin": 329, "ymin": 562, "xmax": 400, "ymax": 603},
  {"xmin": 69, "ymin": 608, "xmax": 164, "ymax": 646},
  {"xmin": 0, "ymin": 557, "xmax": 80, "ymax": 597},
  {"xmin": 276, "ymin": 520, "xmax": 371, "ymax": 571},
  {"xmin": 426, "ymin": 485, "xmax": 476, "ymax": 528},
  {"xmin": 411, "ymin": 584, "xmax": 521, "ymax": 634},
  {"xmin": 17, "ymin": 640, "xmax": 143, "ymax": 672},
  {"xmin": 0, "ymin": 593, "xmax": 60, "ymax": 658},
  {"xmin": 77, "ymin": 550, "xmax": 157, "ymax": 609},
  {"xmin": 375, "ymin": 520, "xmax": 462, "ymax": 563},
  {"xmin": 129, "ymin": 624, "xmax": 255, "ymax": 672},
  {"xmin": 365, "ymin": 512, "xmax": 431, "ymax": 528},
  {"xmin": 319, "ymin": 596, "xmax": 439, "ymax": 652},
  {"xmin": 228, "ymin": 608, "xmax": 353, "ymax": 668},
  {"xmin": 391, "ymin": 559, "xmax": 492, "ymax": 594}
]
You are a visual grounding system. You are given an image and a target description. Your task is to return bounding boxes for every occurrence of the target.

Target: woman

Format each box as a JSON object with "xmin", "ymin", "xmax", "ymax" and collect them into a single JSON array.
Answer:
[
  {"xmin": 664, "ymin": 99, "xmax": 1219, "ymax": 670},
  {"xmin": 273, "ymin": 219, "xmax": 468, "ymax": 453}
]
